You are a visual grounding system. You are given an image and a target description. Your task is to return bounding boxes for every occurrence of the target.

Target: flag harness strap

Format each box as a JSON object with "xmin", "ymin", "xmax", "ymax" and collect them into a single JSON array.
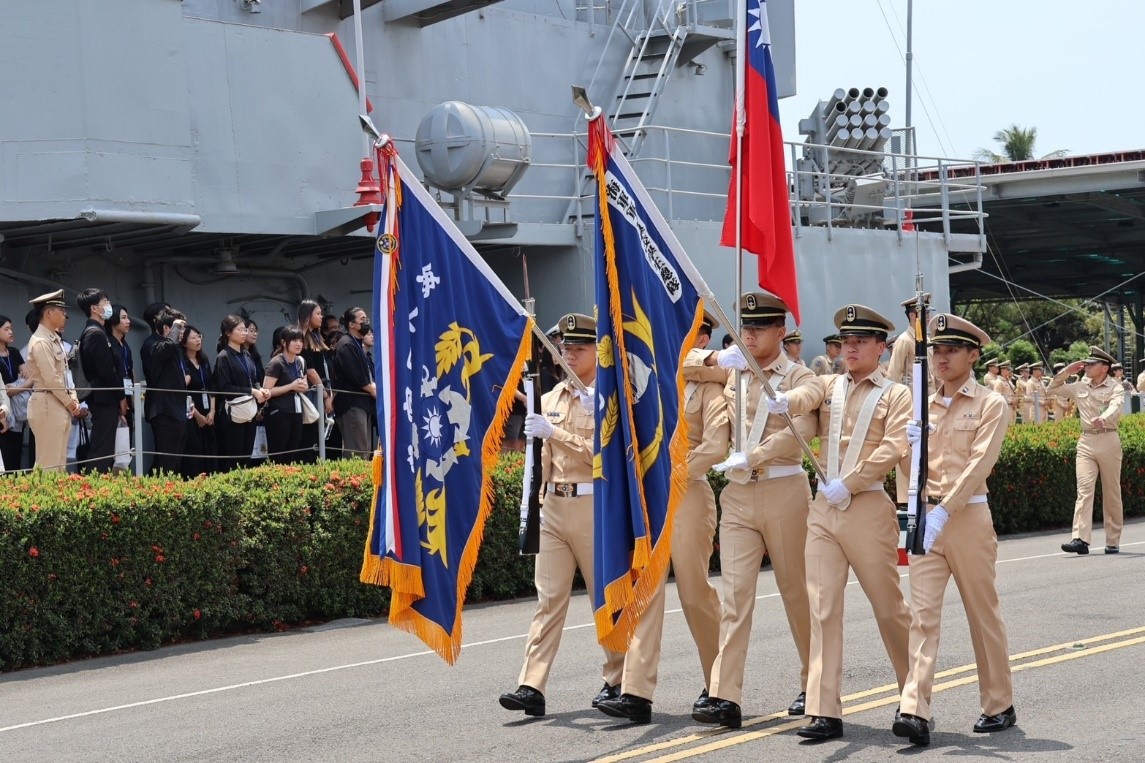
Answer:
[
  {"xmin": 826, "ymin": 375, "xmax": 892, "ymax": 496},
  {"xmin": 726, "ymin": 358, "xmax": 791, "ymax": 485}
]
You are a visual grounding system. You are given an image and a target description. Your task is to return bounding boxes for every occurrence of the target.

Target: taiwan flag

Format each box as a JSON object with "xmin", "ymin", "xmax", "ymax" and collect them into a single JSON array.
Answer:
[{"xmin": 719, "ymin": 0, "xmax": 799, "ymax": 323}]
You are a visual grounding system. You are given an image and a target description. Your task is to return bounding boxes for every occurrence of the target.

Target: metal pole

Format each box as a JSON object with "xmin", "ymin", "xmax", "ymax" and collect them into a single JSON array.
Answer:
[
  {"xmin": 905, "ymin": 0, "xmax": 913, "ymax": 141},
  {"xmin": 352, "ymin": 0, "xmax": 370, "ymax": 157},
  {"xmin": 316, "ymin": 382, "xmax": 327, "ymax": 461},
  {"xmin": 132, "ymin": 382, "xmax": 145, "ymax": 476},
  {"xmin": 732, "ymin": 0, "xmax": 745, "ymax": 452}
]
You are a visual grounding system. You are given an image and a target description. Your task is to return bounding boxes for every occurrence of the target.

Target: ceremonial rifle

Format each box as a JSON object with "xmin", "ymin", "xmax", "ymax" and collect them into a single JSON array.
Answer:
[
  {"xmin": 905, "ymin": 277, "xmax": 928, "ymax": 556},
  {"xmin": 517, "ymin": 286, "xmax": 543, "ymax": 554}
]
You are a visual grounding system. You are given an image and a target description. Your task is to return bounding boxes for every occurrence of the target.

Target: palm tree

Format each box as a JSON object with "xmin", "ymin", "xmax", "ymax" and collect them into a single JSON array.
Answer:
[{"xmin": 973, "ymin": 124, "xmax": 1067, "ymax": 163}]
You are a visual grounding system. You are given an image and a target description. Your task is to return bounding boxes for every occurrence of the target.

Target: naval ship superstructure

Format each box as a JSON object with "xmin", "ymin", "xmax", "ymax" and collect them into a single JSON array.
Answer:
[{"xmin": 0, "ymin": 0, "xmax": 984, "ymax": 351}]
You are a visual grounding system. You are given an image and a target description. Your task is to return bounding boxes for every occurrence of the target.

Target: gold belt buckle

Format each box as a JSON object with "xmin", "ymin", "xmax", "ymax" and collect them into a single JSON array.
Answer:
[{"xmin": 554, "ymin": 482, "xmax": 574, "ymax": 497}]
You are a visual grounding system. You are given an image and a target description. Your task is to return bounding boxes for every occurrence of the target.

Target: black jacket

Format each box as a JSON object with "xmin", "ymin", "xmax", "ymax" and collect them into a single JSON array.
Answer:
[
  {"xmin": 213, "ymin": 347, "xmax": 260, "ymax": 421},
  {"xmin": 145, "ymin": 336, "xmax": 187, "ymax": 421},
  {"xmin": 332, "ymin": 333, "xmax": 374, "ymax": 415},
  {"xmin": 78, "ymin": 320, "xmax": 125, "ymax": 406}
]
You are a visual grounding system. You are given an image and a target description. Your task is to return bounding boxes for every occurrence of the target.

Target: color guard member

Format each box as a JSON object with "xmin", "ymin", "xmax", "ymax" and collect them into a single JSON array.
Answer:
[
  {"xmin": 1025, "ymin": 362, "xmax": 1049, "ymax": 423},
  {"xmin": 782, "ymin": 329, "xmax": 805, "ymax": 366},
  {"xmin": 691, "ymin": 293, "xmax": 816, "ymax": 729},
  {"xmin": 893, "ymin": 314, "xmax": 1016, "ymax": 746},
  {"xmin": 499, "ymin": 313, "xmax": 624, "ymax": 717},
  {"xmin": 1051, "ymin": 347, "xmax": 1125, "ymax": 555},
  {"xmin": 887, "ymin": 295, "xmax": 930, "ymax": 507},
  {"xmin": 780, "ymin": 304, "xmax": 913, "ymax": 741},
  {"xmin": 597, "ymin": 311, "xmax": 727, "ymax": 723},
  {"xmin": 25, "ymin": 290, "xmax": 81, "ymax": 471},
  {"xmin": 810, "ymin": 335, "xmax": 842, "ymax": 377}
]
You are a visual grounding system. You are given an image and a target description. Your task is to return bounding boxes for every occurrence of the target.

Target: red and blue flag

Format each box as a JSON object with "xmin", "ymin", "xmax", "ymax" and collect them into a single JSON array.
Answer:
[{"xmin": 720, "ymin": 0, "xmax": 799, "ymax": 323}]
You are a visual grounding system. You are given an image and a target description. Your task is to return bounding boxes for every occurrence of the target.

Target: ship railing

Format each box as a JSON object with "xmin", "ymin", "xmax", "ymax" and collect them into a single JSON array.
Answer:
[{"xmin": 507, "ymin": 124, "xmax": 985, "ymax": 250}]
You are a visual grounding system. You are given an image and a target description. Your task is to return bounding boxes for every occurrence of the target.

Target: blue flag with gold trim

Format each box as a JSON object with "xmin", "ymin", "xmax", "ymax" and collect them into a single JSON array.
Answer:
[
  {"xmin": 588, "ymin": 115, "xmax": 704, "ymax": 651},
  {"xmin": 361, "ymin": 144, "xmax": 531, "ymax": 664}
]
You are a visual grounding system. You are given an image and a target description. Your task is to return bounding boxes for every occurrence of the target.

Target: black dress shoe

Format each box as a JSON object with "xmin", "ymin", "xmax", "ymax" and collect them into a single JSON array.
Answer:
[
  {"xmin": 499, "ymin": 685, "xmax": 545, "ymax": 717},
  {"xmin": 692, "ymin": 688, "xmax": 710, "ymax": 713},
  {"xmin": 796, "ymin": 716, "xmax": 843, "ymax": 740},
  {"xmin": 597, "ymin": 693, "xmax": 652, "ymax": 724},
  {"xmin": 591, "ymin": 682, "xmax": 620, "ymax": 708},
  {"xmin": 691, "ymin": 698, "xmax": 742, "ymax": 728},
  {"xmin": 892, "ymin": 713, "xmax": 931, "ymax": 746},
  {"xmin": 788, "ymin": 691, "xmax": 806, "ymax": 716},
  {"xmin": 1061, "ymin": 538, "xmax": 1090, "ymax": 555},
  {"xmin": 973, "ymin": 705, "xmax": 1017, "ymax": 733},
  {"xmin": 1105, "ymin": 545, "xmax": 1120, "ymax": 554}
]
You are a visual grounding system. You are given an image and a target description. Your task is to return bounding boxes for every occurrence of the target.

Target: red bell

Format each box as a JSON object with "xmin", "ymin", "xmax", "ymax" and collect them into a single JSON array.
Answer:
[{"xmin": 354, "ymin": 156, "xmax": 382, "ymax": 233}]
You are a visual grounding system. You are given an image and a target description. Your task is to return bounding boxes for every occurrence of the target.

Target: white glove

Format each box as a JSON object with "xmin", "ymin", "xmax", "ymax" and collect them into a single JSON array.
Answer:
[
  {"xmin": 922, "ymin": 505, "xmax": 949, "ymax": 552},
  {"xmin": 820, "ymin": 478, "xmax": 850, "ymax": 506},
  {"xmin": 765, "ymin": 391, "xmax": 789, "ymax": 415},
  {"xmin": 716, "ymin": 345, "xmax": 748, "ymax": 371},
  {"xmin": 713, "ymin": 451, "xmax": 749, "ymax": 473},
  {"xmin": 580, "ymin": 386, "xmax": 595, "ymax": 412},
  {"xmin": 523, "ymin": 412, "xmax": 554, "ymax": 440},
  {"xmin": 906, "ymin": 421, "xmax": 936, "ymax": 445}
]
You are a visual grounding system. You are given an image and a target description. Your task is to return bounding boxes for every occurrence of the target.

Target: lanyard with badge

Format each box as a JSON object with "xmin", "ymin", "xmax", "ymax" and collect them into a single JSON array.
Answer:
[{"xmin": 120, "ymin": 342, "xmax": 134, "ymax": 396}]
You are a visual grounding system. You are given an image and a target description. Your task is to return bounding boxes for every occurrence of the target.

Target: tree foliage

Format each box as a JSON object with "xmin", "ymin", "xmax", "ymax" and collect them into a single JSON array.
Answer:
[
  {"xmin": 958, "ymin": 299, "xmax": 1094, "ymax": 359},
  {"xmin": 973, "ymin": 124, "xmax": 1067, "ymax": 163}
]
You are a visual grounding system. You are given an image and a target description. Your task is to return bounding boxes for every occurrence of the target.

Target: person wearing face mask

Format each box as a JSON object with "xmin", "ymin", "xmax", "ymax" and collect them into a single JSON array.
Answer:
[
  {"xmin": 332, "ymin": 307, "xmax": 376, "ymax": 459},
  {"xmin": 76, "ymin": 288, "xmax": 125, "ymax": 472}
]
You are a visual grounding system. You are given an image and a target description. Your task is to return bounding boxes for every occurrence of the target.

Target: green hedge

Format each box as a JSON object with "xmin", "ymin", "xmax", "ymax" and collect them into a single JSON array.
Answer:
[{"xmin": 3, "ymin": 415, "xmax": 1143, "ymax": 670}]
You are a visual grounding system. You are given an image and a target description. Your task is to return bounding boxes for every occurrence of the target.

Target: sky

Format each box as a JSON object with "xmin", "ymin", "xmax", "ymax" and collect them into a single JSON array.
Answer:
[{"xmin": 777, "ymin": 0, "xmax": 1145, "ymax": 161}]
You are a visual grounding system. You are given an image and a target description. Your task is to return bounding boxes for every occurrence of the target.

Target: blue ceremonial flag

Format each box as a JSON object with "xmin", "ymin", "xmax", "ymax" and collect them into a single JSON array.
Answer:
[
  {"xmin": 588, "ymin": 114, "xmax": 705, "ymax": 651},
  {"xmin": 361, "ymin": 142, "xmax": 531, "ymax": 664}
]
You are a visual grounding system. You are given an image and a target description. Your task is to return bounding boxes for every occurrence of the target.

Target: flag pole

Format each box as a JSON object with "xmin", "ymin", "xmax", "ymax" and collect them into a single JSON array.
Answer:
[{"xmin": 732, "ymin": 0, "xmax": 747, "ymax": 454}]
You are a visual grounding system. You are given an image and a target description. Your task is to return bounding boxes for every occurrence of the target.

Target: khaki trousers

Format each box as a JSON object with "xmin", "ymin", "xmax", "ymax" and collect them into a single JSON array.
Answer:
[
  {"xmin": 900, "ymin": 504, "xmax": 1013, "ymax": 721},
  {"xmin": 708, "ymin": 473, "xmax": 811, "ymax": 705},
  {"xmin": 895, "ymin": 457, "xmax": 910, "ymax": 505},
  {"xmin": 622, "ymin": 479, "xmax": 722, "ymax": 700},
  {"xmin": 805, "ymin": 490, "xmax": 911, "ymax": 719},
  {"xmin": 1072, "ymin": 432, "xmax": 1123, "ymax": 547},
  {"xmin": 28, "ymin": 395, "xmax": 72, "ymax": 472},
  {"xmin": 518, "ymin": 493, "xmax": 625, "ymax": 694}
]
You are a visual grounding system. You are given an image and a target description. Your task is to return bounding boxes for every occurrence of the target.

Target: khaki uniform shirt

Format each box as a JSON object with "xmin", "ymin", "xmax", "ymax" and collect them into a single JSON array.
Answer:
[
  {"xmin": 682, "ymin": 351, "xmax": 731, "ymax": 480},
  {"xmin": 810, "ymin": 354, "xmax": 835, "ymax": 376},
  {"xmin": 1047, "ymin": 370, "xmax": 1125, "ymax": 430},
  {"xmin": 887, "ymin": 329, "xmax": 937, "ymax": 394},
  {"xmin": 927, "ymin": 375, "xmax": 1011, "ymax": 514},
  {"xmin": 991, "ymin": 376, "xmax": 1018, "ymax": 409},
  {"xmin": 723, "ymin": 355, "xmax": 817, "ymax": 470},
  {"xmin": 1136, "ymin": 371, "xmax": 1145, "ymax": 394},
  {"xmin": 982, "ymin": 371, "xmax": 998, "ymax": 387},
  {"xmin": 789, "ymin": 367, "xmax": 911, "ymax": 493},
  {"xmin": 540, "ymin": 379, "xmax": 594, "ymax": 486},
  {"xmin": 26, "ymin": 325, "xmax": 78, "ymax": 413}
]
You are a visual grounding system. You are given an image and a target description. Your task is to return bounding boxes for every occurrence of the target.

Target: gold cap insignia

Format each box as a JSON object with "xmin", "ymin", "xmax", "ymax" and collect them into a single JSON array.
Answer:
[
  {"xmin": 845, "ymin": 305, "xmax": 857, "ymax": 322},
  {"xmin": 936, "ymin": 314, "xmax": 947, "ymax": 331},
  {"xmin": 566, "ymin": 314, "xmax": 577, "ymax": 330},
  {"xmin": 746, "ymin": 294, "xmax": 757, "ymax": 310}
]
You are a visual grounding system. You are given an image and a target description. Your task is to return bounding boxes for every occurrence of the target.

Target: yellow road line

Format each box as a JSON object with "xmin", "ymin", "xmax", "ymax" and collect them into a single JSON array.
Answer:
[{"xmin": 597, "ymin": 625, "xmax": 1145, "ymax": 763}]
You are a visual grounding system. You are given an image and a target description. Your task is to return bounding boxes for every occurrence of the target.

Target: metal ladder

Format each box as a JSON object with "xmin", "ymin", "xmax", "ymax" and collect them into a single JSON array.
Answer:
[{"xmin": 565, "ymin": 0, "xmax": 692, "ymax": 223}]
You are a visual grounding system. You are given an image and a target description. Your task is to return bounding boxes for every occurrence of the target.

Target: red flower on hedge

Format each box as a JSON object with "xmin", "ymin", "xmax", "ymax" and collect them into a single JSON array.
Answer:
[
  {"xmin": 28, "ymin": 547, "xmax": 39, "ymax": 558},
  {"xmin": 192, "ymin": 609, "xmax": 201, "ymax": 621}
]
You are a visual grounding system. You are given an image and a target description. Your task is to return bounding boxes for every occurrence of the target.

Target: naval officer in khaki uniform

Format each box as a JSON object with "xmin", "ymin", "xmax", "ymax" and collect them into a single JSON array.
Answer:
[
  {"xmin": 982, "ymin": 359, "xmax": 999, "ymax": 387},
  {"xmin": 893, "ymin": 314, "xmax": 1016, "ymax": 747},
  {"xmin": 1051, "ymin": 347, "xmax": 1125, "ymax": 555},
  {"xmin": 991, "ymin": 360, "xmax": 1018, "ymax": 412},
  {"xmin": 689, "ymin": 293, "xmax": 816, "ymax": 729},
  {"xmin": 1136, "ymin": 358, "xmax": 1145, "ymax": 394},
  {"xmin": 810, "ymin": 335, "xmax": 842, "ymax": 377},
  {"xmin": 500, "ymin": 313, "xmax": 624, "ymax": 717},
  {"xmin": 1024, "ymin": 362, "xmax": 1049, "ymax": 423},
  {"xmin": 779, "ymin": 304, "xmax": 913, "ymax": 741},
  {"xmin": 25, "ymin": 290, "xmax": 81, "ymax": 471},
  {"xmin": 597, "ymin": 311, "xmax": 727, "ymax": 724},
  {"xmin": 782, "ymin": 329, "xmax": 806, "ymax": 367}
]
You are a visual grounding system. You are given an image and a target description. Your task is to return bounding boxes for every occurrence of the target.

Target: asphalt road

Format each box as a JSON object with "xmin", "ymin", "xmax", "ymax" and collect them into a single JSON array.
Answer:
[{"xmin": 2, "ymin": 523, "xmax": 1142, "ymax": 762}]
